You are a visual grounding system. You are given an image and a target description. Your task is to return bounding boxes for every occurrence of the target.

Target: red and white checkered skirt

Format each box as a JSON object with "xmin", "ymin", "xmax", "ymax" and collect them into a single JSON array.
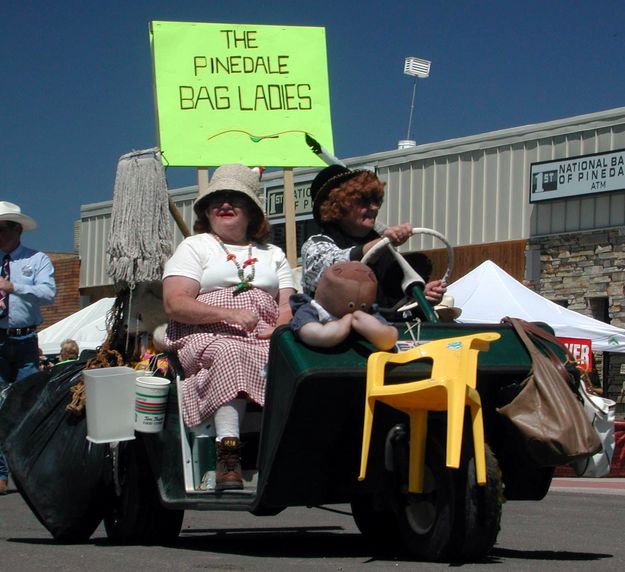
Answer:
[{"xmin": 164, "ymin": 287, "xmax": 279, "ymax": 427}]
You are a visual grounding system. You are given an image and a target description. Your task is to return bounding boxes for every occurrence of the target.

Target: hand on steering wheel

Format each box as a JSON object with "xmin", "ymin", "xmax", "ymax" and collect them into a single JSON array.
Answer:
[
  {"xmin": 382, "ymin": 223, "xmax": 413, "ymax": 246},
  {"xmin": 361, "ymin": 227, "xmax": 453, "ymax": 322},
  {"xmin": 362, "ymin": 227, "xmax": 453, "ymax": 285}
]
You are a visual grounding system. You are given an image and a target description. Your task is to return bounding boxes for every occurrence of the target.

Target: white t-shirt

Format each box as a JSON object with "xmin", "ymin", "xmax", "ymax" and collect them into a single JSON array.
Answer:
[{"xmin": 163, "ymin": 234, "xmax": 295, "ymax": 299}]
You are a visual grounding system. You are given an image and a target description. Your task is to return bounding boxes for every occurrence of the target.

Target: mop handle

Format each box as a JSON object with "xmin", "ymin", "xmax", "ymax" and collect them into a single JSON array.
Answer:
[{"xmin": 168, "ymin": 197, "xmax": 191, "ymax": 238}]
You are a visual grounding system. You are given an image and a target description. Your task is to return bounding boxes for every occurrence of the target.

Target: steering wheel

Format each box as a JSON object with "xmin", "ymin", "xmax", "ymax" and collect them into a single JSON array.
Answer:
[{"xmin": 361, "ymin": 227, "xmax": 454, "ymax": 320}]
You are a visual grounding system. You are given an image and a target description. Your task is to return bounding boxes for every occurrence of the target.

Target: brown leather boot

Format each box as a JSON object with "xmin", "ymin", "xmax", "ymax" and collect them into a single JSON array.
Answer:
[{"xmin": 215, "ymin": 437, "xmax": 243, "ymax": 491}]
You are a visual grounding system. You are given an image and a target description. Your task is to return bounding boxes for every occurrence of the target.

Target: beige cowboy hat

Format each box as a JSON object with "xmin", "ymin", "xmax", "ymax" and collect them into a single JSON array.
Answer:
[
  {"xmin": 193, "ymin": 164, "xmax": 264, "ymax": 218},
  {"xmin": 434, "ymin": 294, "xmax": 462, "ymax": 321},
  {"xmin": 0, "ymin": 201, "xmax": 37, "ymax": 231}
]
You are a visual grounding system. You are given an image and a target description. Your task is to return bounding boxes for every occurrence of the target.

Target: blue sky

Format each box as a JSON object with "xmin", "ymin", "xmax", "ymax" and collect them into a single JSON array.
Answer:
[{"xmin": 2, "ymin": 1, "xmax": 624, "ymax": 252}]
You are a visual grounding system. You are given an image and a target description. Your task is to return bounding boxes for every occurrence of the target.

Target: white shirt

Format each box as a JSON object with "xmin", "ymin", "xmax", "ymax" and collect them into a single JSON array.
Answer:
[{"xmin": 163, "ymin": 234, "xmax": 294, "ymax": 298}]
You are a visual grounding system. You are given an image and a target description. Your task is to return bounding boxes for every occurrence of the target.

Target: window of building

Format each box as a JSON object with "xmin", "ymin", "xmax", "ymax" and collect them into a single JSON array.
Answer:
[
  {"xmin": 587, "ymin": 296, "xmax": 610, "ymax": 324},
  {"xmin": 270, "ymin": 218, "xmax": 321, "ymax": 261},
  {"xmin": 551, "ymin": 299, "xmax": 569, "ymax": 308}
]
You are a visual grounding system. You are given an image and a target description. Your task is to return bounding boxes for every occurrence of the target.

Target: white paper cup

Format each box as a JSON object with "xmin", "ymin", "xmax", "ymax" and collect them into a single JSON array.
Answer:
[{"xmin": 134, "ymin": 377, "xmax": 171, "ymax": 433}]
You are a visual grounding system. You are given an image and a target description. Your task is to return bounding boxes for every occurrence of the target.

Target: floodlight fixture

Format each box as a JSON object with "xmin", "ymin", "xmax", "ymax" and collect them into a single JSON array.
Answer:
[
  {"xmin": 402, "ymin": 56, "xmax": 431, "ymax": 145},
  {"xmin": 404, "ymin": 56, "xmax": 431, "ymax": 78}
]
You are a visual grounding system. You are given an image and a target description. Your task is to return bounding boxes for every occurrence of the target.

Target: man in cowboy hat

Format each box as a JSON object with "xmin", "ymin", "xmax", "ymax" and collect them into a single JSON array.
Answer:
[{"xmin": 0, "ymin": 202, "xmax": 56, "ymax": 495}]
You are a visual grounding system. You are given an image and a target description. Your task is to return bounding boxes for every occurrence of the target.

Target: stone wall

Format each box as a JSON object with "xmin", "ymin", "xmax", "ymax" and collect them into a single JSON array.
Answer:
[{"xmin": 529, "ymin": 227, "xmax": 625, "ymax": 413}]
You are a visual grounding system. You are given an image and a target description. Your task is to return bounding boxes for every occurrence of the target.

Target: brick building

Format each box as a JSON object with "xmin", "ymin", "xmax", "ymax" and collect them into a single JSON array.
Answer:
[{"xmin": 39, "ymin": 252, "xmax": 81, "ymax": 330}]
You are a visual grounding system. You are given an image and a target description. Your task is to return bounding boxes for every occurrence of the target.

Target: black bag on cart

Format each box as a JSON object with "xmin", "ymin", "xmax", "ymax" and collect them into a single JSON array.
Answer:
[{"xmin": 0, "ymin": 363, "xmax": 110, "ymax": 542}]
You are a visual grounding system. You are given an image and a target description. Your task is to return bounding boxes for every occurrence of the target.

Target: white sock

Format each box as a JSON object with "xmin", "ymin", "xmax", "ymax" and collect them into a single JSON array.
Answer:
[{"xmin": 214, "ymin": 399, "xmax": 246, "ymax": 442}]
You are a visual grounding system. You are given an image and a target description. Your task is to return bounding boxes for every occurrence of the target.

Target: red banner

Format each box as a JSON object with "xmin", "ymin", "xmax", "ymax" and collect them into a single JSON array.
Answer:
[{"xmin": 558, "ymin": 337, "xmax": 593, "ymax": 372}]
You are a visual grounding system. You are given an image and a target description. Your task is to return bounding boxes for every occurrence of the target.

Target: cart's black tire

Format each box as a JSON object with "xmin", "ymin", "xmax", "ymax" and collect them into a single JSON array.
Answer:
[
  {"xmin": 104, "ymin": 439, "xmax": 184, "ymax": 545},
  {"xmin": 502, "ymin": 459, "xmax": 553, "ymax": 500},
  {"xmin": 449, "ymin": 444, "xmax": 503, "ymax": 562},
  {"xmin": 387, "ymin": 425, "xmax": 455, "ymax": 562},
  {"xmin": 350, "ymin": 493, "xmax": 399, "ymax": 547}
]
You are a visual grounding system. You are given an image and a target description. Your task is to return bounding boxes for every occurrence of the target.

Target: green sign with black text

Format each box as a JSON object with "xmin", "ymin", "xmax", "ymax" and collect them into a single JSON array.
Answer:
[{"xmin": 150, "ymin": 21, "xmax": 334, "ymax": 167}]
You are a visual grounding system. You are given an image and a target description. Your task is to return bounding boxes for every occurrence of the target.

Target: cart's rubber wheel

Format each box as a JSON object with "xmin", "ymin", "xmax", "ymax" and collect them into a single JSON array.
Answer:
[
  {"xmin": 350, "ymin": 493, "xmax": 399, "ymax": 547},
  {"xmin": 449, "ymin": 443, "xmax": 503, "ymax": 562},
  {"xmin": 104, "ymin": 439, "xmax": 184, "ymax": 545},
  {"xmin": 503, "ymin": 465, "xmax": 553, "ymax": 500},
  {"xmin": 387, "ymin": 424, "xmax": 455, "ymax": 562},
  {"xmin": 498, "ymin": 442, "xmax": 554, "ymax": 500}
]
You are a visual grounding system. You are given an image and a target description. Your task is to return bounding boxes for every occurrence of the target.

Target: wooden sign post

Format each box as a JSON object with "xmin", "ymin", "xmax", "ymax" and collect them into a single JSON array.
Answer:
[{"xmin": 283, "ymin": 168, "xmax": 297, "ymax": 267}]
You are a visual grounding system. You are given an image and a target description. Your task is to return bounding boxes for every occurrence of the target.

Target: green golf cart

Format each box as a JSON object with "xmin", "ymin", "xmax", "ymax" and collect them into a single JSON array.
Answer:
[{"xmin": 101, "ymin": 229, "xmax": 567, "ymax": 562}]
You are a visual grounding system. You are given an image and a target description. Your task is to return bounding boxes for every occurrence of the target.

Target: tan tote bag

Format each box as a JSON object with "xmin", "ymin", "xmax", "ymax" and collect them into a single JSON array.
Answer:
[{"xmin": 497, "ymin": 317, "xmax": 601, "ymax": 467}]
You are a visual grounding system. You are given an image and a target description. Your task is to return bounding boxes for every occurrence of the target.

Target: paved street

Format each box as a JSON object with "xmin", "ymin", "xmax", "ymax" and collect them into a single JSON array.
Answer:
[
  {"xmin": 1, "ymin": 478, "xmax": 624, "ymax": 571},
  {"xmin": 550, "ymin": 477, "xmax": 625, "ymax": 495}
]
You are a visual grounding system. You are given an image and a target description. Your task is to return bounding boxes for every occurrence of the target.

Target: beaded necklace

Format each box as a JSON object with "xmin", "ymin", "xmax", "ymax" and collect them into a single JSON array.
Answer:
[{"xmin": 212, "ymin": 234, "xmax": 258, "ymax": 294}]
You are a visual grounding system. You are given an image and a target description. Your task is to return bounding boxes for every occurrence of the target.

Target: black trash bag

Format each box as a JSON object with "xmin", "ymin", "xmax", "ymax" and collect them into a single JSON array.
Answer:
[
  {"xmin": 0, "ymin": 363, "xmax": 111, "ymax": 542},
  {"xmin": 0, "ymin": 370, "xmax": 50, "ymax": 440}
]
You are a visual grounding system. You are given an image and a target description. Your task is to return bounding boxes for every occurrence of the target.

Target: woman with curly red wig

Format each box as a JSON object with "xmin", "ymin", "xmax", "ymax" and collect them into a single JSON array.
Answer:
[{"xmin": 301, "ymin": 165, "xmax": 446, "ymax": 308}]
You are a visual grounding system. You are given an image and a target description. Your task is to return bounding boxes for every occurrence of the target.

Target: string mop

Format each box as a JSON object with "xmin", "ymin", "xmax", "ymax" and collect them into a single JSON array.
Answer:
[{"xmin": 106, "ymin": 147, "xmax": 173, "ymax": 288}]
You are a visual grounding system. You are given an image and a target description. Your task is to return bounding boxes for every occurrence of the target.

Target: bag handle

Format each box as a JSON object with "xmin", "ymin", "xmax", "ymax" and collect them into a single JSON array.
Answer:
[
  {"xmin": 517, "ymin": 319, "xmax": 604, "ymax": 401},
  {"xmin": 503, "ymin": 317, "xmax": 573, "ymax": 384},
  {"xmin": 511, "ymin": 319, "xmax": 581, "ymax": 369},
  {"xmin": 519, "ymin": 320, "xmax": 579, "ymax": 365}
]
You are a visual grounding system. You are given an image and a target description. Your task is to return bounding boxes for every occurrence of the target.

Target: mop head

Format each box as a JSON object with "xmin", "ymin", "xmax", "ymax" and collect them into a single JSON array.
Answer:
[{"xmin": 106, "ymin": 148, "xmax": 173, "ymax": 287}]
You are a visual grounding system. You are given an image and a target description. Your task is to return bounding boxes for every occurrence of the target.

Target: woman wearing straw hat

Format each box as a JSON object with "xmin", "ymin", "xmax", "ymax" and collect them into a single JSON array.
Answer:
[
  {"xmin": 162, "ymin": 164, "xmax": 295, "ymax": 491},
  {"xmin": 0, "ymin": 201, "xmax": 56, "ymax": 495}
]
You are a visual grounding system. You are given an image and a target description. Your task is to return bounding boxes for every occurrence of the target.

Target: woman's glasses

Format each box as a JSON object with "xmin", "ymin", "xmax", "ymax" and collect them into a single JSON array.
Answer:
[
  {"xmin": 356, "ymin": 196, "xmax": 382, "ymax": 208},
  {"xmin": 207, "ymin": 192, "xmax": 248, "ymax": 208}
]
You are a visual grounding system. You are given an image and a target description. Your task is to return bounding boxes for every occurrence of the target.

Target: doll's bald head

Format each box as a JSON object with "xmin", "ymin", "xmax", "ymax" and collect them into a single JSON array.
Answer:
[{"xmin": 315, "ymin": 261, "xmax": 377, "ymax": 318}]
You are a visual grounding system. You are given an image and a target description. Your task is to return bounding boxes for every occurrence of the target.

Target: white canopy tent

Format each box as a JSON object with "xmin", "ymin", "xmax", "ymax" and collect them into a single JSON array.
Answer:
[
  {"xmin": 38, "ymin": 297, "xmax": 115, "ymax": 356},
  {"xmin": 447, "ymin": 260, "xmax": 625, "ymax": 353}
]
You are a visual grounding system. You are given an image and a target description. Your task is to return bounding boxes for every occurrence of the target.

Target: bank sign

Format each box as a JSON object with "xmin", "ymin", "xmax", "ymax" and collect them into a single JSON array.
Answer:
[
  {"xmin": 266, "ymin": 183, "xmax": 312, "ymax": 219},
  {"xmin": 529, "ymin": 149, "xmax": 625, "ymax": 203}
]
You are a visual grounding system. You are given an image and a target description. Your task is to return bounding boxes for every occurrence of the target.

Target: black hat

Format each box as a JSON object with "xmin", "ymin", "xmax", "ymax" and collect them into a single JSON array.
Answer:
[{"xmin": 310, "ymin": 165, "xmax": 369, "ymax": 225}]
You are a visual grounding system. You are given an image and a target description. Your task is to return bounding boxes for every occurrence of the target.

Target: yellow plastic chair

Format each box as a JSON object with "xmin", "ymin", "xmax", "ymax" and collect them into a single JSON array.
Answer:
[{"xmin": 359, "ymin": 332, "xmax": 501, "ymax": 493}]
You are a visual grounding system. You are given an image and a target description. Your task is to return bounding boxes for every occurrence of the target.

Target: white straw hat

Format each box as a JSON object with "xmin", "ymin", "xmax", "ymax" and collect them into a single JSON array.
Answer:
[
  {"xmin": 193, "ymin": 164, "xmax": 263, "ymax": 217},
  {"xmin": 0, "ymin": 201, "xmax": 37, "ymax": 231}
]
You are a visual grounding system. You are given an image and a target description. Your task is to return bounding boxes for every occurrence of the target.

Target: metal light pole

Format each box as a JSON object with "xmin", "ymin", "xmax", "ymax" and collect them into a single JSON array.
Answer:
[{"xmin": 399, "ymin": 56, "xmax": 431, "ymax": 149}]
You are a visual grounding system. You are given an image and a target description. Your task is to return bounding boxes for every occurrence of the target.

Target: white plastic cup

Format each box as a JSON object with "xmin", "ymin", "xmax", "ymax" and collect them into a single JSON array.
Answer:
[
  {"xmin": 135, "ymin": 377, "xmax": 171, "ymax": 433},
  {"xmin": 83, "ymin": 366, "xmax": 137, "ymax": 443}
]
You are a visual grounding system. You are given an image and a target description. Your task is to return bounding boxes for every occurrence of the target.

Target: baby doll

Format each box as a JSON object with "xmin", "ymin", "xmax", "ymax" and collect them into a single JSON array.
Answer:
[{"xmin": 290, "ymin": 261, "xmax": 398, "ymax": 350}]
